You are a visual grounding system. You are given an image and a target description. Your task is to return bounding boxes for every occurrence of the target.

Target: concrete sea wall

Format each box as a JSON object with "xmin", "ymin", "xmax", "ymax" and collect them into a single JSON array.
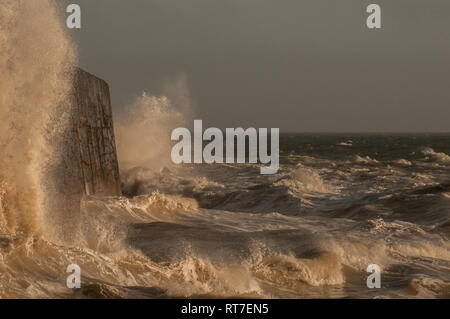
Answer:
[{"xmin": 65, "ymin": 68, "xmax": 121, "ymax": 198}]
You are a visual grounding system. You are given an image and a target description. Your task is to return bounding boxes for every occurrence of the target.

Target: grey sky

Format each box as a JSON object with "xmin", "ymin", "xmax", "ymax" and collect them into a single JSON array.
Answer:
[{"xmin": 71, "ymin": 0, "xmax": 450, "ymax": 132}]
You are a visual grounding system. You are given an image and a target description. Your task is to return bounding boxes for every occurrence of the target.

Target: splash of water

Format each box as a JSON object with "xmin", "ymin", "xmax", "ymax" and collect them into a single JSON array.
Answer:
[
  {"xmin": 115, "ymin": 75, "xmax": 193, "ymax": 171},
  {"xmin": 0, "ymin": 0, "xmax": 76, "ymax": 237}
]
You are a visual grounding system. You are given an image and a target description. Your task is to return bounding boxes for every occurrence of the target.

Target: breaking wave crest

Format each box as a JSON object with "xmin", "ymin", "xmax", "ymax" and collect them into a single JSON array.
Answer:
[
  {"xmin": 421, "ymin": 147, "xmax": 450, "ymax": 163},
  {"xmin": 276, "ymin": 165, "xmax": 336, "ymax": 194}
]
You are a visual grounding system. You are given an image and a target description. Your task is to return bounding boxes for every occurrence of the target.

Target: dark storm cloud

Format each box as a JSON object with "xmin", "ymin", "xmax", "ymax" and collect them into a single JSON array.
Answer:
[{"xmin": 71, "ymin": 0, "xmax": 450, "ymax": 132}]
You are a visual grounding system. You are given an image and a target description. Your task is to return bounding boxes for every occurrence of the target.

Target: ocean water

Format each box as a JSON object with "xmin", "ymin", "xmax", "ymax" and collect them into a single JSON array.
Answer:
[
  {"xmin": 0, "ymin": 0, "xmax": 449, "ymax": 299},
  {"xmin": 2, "ymin": 134, "xmax": 449, "ymax": 298}
]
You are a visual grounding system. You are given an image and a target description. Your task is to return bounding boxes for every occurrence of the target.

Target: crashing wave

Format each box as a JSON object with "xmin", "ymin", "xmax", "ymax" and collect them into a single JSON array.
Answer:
[{"xmin": 421, "ymin": 147, "xmax": 450, "ymax": 163}]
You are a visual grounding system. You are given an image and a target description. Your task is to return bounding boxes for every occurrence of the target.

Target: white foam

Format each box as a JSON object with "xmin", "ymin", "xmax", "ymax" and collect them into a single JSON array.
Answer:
[{"xmin": 421, "ymin": 147, "xmax": 450, "ymax": 163}]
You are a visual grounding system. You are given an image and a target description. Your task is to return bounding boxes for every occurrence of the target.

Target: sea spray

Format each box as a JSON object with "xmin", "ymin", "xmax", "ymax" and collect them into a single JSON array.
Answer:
[
  {"xmin": 0, "ymin": 0, "xmax": 76, "ymax": 238},
  {"xmin": 115, "ymin": 75, "xmax": 193, "ymax": 171}
]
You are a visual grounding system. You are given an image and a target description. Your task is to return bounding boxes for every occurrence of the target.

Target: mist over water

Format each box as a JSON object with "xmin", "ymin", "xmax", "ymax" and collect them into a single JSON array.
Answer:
[{"xmin": 0, "ymin": 1, "xmax": 448, "ymax": 299}]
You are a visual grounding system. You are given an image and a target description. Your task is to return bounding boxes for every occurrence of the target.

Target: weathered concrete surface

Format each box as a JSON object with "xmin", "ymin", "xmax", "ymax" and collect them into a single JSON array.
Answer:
[{"xmin": 67, "ymin": 68, "xmax": 121, "ymax": 197}]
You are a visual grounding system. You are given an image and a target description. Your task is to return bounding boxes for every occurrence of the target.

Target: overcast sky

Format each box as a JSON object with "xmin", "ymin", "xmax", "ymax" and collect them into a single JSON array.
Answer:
[{"xmin": 70, "ymin": 0, "xmax": 450, "ymax": 132}]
